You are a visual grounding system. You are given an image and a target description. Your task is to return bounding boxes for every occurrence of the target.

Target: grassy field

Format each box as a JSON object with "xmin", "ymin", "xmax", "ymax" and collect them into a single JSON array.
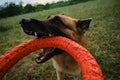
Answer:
[{"xmin": 0, "ymin": 0, "xmax": 120, "ymax": 80}]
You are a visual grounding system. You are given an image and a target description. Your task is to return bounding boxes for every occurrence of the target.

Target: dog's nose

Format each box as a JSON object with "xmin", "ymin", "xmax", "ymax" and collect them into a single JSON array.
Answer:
[{"xmin": 19, "ymin": 18, "xmax": 31, "ymax": 24}]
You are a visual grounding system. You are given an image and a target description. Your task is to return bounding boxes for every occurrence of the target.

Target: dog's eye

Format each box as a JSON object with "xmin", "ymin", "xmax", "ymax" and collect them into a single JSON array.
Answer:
[
  {"xmin": 53, "ymin": 16, "xmax": 62, "ymax": 24},
  {"xmin": 49, "ymin": 16, "xmax": 63, "ymax": 25},
  {"xmin": 53, "ymin": 16, "xmax": 60, "ymax": 20}
]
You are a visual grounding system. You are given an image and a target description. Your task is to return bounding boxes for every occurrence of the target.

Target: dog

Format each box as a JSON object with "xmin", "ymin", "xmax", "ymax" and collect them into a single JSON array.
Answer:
[{"xmin": 19, "ymin": 14, "xmax": 92, "ymax": 80}]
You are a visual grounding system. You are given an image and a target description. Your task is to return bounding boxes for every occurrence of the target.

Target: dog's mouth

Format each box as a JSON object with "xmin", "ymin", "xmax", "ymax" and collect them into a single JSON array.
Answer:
[
  {"xmin": 20, "ymin": 18, "xmax": 64, "ymax": 64},
  {"xmin": 35, "ymin": 48, "xmax": 55, "ymax": 63},
  {"xmin": 23, "ymin": 30, "xmax": 62, "ymax": 64},
  {"xmin": 23, "ymin": 30, "xmax": 53, "ymax": 37}
]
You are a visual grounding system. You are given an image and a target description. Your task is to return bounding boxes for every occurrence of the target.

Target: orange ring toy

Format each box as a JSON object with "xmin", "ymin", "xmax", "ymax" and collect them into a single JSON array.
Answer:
[{"xmin": 0, "ymin": 36, "xmax": 104, "ymax": 80}]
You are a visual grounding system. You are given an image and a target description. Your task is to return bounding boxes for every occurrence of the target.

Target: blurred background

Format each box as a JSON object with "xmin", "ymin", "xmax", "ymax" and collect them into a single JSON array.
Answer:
[{"xmin": 0, "ymin": 0, "xmax": 120, "ymax": 80}]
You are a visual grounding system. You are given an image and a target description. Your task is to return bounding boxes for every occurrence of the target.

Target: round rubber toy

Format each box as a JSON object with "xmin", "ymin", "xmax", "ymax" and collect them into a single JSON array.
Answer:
[{"xmin": 0, "ymin": 36, "xmax": 104, "ymax": 80}]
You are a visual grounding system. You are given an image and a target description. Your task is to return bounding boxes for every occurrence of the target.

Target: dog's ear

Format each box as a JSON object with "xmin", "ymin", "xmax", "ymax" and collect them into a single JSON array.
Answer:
[{"xmin": 76, "ymin": 18, "xmax": 92, "ymax": 30}]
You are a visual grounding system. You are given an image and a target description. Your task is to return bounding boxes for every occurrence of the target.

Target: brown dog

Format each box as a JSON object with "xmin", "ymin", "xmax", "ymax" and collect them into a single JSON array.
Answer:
[{"xmin": 20, "ymin": 14, "xmax": 92, "ymax": 80}]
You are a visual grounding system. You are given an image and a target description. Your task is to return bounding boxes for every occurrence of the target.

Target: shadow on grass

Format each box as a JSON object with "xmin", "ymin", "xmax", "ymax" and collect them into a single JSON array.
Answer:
[{"xmin": 0, "ymin": 26, "xmax": 10, "ymax": 32}]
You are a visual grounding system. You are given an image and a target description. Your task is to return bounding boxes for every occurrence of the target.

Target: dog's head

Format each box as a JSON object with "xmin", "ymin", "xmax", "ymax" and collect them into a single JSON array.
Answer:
[{"xmin": 20, "ymin": 14, "xmax": 92, "ymax": 63}]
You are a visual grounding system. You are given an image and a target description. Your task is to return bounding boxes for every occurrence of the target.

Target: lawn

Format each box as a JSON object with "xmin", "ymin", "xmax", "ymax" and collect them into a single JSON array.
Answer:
[{"xmin": 0, "ymin": 0, "xmax": 120, "ymax": 80}]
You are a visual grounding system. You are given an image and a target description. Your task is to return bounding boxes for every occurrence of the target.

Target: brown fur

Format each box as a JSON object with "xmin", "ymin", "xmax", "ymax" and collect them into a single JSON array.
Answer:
[
  {"xmin": 20, "ymin": 14, "xmax": 91, "ymax": 80},
  {"xmin": 48, "ymin": 14, "xmax": 91, "ymax": 80}
]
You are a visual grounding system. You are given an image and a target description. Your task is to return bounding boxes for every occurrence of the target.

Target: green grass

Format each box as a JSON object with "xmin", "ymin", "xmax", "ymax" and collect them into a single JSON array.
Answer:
[{"xmin": 0, "ymin": 0, "xmax": 120, "ymax": 80}]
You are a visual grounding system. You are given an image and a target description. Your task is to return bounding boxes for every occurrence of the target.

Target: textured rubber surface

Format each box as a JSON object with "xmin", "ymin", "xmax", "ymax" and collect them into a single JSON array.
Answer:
[{"xmin": 0, "ymin": 36, "xmax": 104, "ymax": 80}]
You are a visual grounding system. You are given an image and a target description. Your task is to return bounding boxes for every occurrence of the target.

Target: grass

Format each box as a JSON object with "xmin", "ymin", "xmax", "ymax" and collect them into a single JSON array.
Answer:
[{"xmin": 0, "ymin": 0, "xmax": 120, "ymax": 80}]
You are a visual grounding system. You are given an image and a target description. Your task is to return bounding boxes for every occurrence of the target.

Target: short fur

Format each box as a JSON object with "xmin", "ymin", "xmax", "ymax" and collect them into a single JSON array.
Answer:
[{"xmin": 20, "ymin": 14, "xmax": 92, "ymax": 80}]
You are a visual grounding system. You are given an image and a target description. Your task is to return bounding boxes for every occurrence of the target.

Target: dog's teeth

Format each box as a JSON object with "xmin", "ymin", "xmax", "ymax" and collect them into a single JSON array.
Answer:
[
  {"xmin": 34, "ymin": 32, "xmax": 37, "ymax": 36},
  {"xmin": 52, "ymin": 48, "xmax": 55, "ymax": 52},
  {"xmin": 35, "ymin": 58, "xmax": 41, "ymax": 63},
  {"xmin": 49, "ymin": 34, "xmax": 52, "ymax": 37},
  {"xmin": 40, "ymin": 57, "xmax": 45, "ymax": 60}
]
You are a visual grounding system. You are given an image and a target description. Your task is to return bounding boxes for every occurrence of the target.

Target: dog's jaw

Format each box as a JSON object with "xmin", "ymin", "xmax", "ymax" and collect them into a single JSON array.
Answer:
[{"xmin": 35, "ymin": 48, "xmax": 55, "ymax": 63}]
